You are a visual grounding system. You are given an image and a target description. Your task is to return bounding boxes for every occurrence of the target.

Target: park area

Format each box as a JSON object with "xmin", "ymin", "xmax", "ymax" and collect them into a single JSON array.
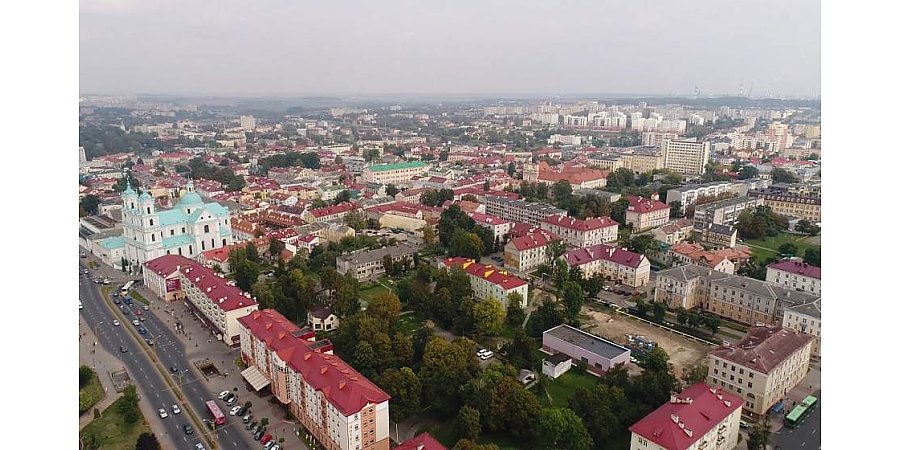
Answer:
[
  {"xmin": 743, "ymin": 232, "xmax": 821, "ymax": 263},
  {"xmin": 80, "ymin": 393, "xmax": 150, "ymax": 449},
  {"xmin": 79, "ymin": 366, "xmax": 105, "ymax": 415},
  {"xmin": 580, "ymin": 307, "xmax": 711, "ymax": 377}
]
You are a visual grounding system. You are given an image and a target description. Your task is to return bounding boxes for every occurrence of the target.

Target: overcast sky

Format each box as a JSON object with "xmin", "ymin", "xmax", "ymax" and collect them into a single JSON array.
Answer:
[{"xmin": 80, "ymin": 0, "xmax": 820, "ymax": 97}]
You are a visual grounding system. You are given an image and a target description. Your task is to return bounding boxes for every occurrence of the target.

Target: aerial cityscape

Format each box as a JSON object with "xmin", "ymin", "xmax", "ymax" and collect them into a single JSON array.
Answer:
[{"xmin": 77, "ymin": 2, "xmax": 822, "ymax": 450}]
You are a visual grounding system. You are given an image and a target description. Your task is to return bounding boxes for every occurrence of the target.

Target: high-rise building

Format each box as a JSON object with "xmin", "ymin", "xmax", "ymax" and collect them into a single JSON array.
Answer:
[
  {"xmin": 240, "ymin": 115, "xmax": 257, "ymax": 130},
  {"xmin": 79, "ymin": 146, "xmax": 87, "ymax": 164},
  {"xmin": 662, "ymin": 139, "xmax": 711, "ymax": 175}
]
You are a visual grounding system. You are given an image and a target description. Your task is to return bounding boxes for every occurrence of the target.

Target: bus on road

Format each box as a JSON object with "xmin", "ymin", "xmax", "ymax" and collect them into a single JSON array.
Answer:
[
  {"xmin": 121, "ymin": 280, "xmax": 135, "ymax": 295},
  {"xmin": 784, "ymin": 395, "xmax": 818, "ymax": 428},
  {"xmin": 206, "ymin": 400, "xmax": 225, "ymax": 426}
]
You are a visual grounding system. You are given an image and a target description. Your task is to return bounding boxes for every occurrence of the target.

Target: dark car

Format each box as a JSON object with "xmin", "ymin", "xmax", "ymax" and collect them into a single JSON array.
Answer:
[
  {"xmin": 170, "ymin": 366, "xmax": 179, "ymax": 373},
  {"xmin": 183, "ymin": 424, "xmax": 194, "ymax": 435},
  {"xmin": 113, "ymin": 297, "xmax": 122, "ymax": 305},
  {"xmin": 254, "ymin": 430, "xmax": 264, "ymax": 441},
  {"xmin": 138, "ymin": 327, "xmax": 147, "ymax": 335},
  {"xmin": 246, "ymin": 421, "xmax": 257, "ymax": 431},
  {"xmin": 119, "ymin": 346, "xmax": 128, "ymax": 353}
]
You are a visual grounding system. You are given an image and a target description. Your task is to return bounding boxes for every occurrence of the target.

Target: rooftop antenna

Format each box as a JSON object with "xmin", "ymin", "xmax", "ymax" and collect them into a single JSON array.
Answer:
[{"xmin": 739, "ymin": 83, "xmax": 744, "ymax": 97}]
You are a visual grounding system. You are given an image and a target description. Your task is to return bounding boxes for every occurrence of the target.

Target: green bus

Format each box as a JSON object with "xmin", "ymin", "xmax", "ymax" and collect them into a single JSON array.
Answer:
[{"xmin": 784, "ymin": 395, "xmax": 818, "ymax": 428}]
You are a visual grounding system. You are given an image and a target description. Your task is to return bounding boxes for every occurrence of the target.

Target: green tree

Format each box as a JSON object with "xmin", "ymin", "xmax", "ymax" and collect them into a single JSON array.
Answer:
[
  {"xmin": 676, "ymin": 307, "xmax": 689, "ymax": 326},
  {"xmin": 581, "ymin": 274, "xmax": 604, "ymax": 298},
  {"xmin": 449, "ymin": 231, "xmax": 485, "ymax": 259},
  {"xmin": 473, "ymin": 297, "xmax": 506, "ymax": 336},
  {"xmin": 683, "ymin": 362, "xmax": 709, "ymax": 386},
  {"xmin": 135, "ymin": 432, "xmax": 161, "ymax": 450},
  {"xmin": 117, "ymin": 384, "xmax": 140, "ymax": 425},
  {"xmin": 527, "ymin": 302, "xmax": 566, "ymax": 337},
  {"xmin": 771, "ymin": 168, "xmax": 799, "ymax": 183},
  {"xmin": 368, "ymin": 291, "xmax": 402, "ymax": 331},
  {"xmin": 504, "ymin": 328, "xmax": 535, "ymax": 370},
  {"xmin": 231, "ymin": 257, "xmax": 259, "ymax": 292},
  {"xmin": 80, "ymin": 195, "xmax": 102, "ymax": 216},
  {"xmin": 747, "ymin": 418, "xmax": 772, "ymax": 450},
  {"xmin": 378, "ymin": 367, "xmax": 421, "ymax": 422},
  {"xmin": 703, "ymin": 314, "xmax": 720, "ymax": 335},
  {"xmin": 778, "ymin": 242, "xmax": 798, "ymax": 256},
  {"xmin": 80, "ymin": 365, "xmax": 94, "ymax": 388},
  {"xmin": 245, "ymin": 242, "xmax": 261, "ymax": 263},
  {"xmin": 268, "ymin": 238, "xmax": 285, "ymax": 261},
  {"xmin": 452, "ymin": 440, "xmax": 499, "ymax": 450},
  {"xmin": 668, "ymin": 200, "xmax": 683, "ymax": 219},
  {"xmin": 651, "ymin": 302, "xmax": 666, "ymax": 323},
  {"xmin": 562, "ymin": 281, "xmax": 585, "ymax": 322},
  {"xmin": 419, "ymin": 337, "xmax": 478, "ymax": 418},
  {"xmin": 489, "ymin": 376, "xmax": 541, "ymax": 437},
  {"xmin": 454, "ymin": 405, "xmax": 482, "ymax": 441},
  {"xmin": 353, "ymin": 340, "xmax": 378, "ymax": 379},
  {"xmin": 505, "ymin": 297, "xmax": 526, "ymax": 328},
  {"xmin": 537, "ymin": 407, "xmax": 594, "ymax": 450},
  {"xmin": 804, "ymin": 248, "xmax": 821, "ymax": 267},
  {"xmin": 382, "ymin": 254, "xmax": 395, "ymax": 277},
  {"xmin": 635, "ymin": 299, "xmax": 650, "ymax": 316},
  {"xmin": 386, "ymin": 184, "xmax": 400, "ymax": 197}
]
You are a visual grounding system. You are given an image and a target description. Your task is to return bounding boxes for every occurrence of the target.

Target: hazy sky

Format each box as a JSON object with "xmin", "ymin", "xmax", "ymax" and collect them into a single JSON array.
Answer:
[{"xmin": 80, "ymin": 0, "xmax": 821, "ymax": 97}]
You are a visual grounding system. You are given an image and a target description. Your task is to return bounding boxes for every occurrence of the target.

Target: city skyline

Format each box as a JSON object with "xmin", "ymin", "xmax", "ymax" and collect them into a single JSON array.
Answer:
[{"xmin": 80, "ymin": 0, "xmax": 821, "ymax": 97}]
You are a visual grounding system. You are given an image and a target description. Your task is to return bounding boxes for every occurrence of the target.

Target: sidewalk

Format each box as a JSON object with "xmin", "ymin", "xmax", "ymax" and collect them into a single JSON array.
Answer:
[
  {"xmin": 143, "ymin": 287, "xmax": 311, "ymax": 450},
  {"xmin": 79, "ymin": 316, "xmax": 180, "ymax": 450}
]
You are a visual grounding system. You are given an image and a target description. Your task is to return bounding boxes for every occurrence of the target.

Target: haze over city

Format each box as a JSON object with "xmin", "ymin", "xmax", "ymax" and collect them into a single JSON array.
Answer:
[{"xmin": 80, "ymin": 0, "xmax": 821, "ymax": 98}]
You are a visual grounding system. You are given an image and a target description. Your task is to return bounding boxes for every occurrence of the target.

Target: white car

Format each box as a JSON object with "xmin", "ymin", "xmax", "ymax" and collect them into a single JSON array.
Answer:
[
  {"xmin": 229, "ymin": 406, "xmax": 242, "ymax": 416},
  {"xmin": 476, "ymin": 349, "xmax": 487, "ymax": 357},
  {"xmin": 158, "ymin": 408, "xmax": 168, "ymax": 418},
  {"xmin": 218, "ymin": 390, "xmax": 230, "ymax": 399},
  {"xmin": 132, "ymin": 320, "xmax": 140, "ymax": 326},
  {"xmin": 479, "ymin": 350, "xmax": 494, "ymax": 360},
  {"xmin": 112, "ymin": 320, "xmax": 120, "ymax": 326},
  {"xmin": 79, "ymin": 301, "xmax": 83, "ymax": 310},
  {"xmin": 172, "ymin": 404, "xmax": 181, "ymax": 414}
]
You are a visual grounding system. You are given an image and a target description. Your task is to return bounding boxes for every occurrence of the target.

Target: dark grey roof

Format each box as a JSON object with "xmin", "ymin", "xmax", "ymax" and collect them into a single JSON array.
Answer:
[
  {"xmin": 544, "ymin": 324, "xmax": 630, "ymax": 360},
  {"xmin": 694, "ymin": 196, "xmax": 762, "ymax": 211},
  {"xmin": 337, "ymin": 243, "xmax": 420, "ymax": 265},
  {"xmin": 784, "ymin": 300, "xmax": 821, "ymax": 319},
  {"xmin": 545, "ymin": 352, "xmax": 572, "ymax": 365},
  {"xmin": 705, "ymin": 223, "xmax": 735, "ymax": 235}
]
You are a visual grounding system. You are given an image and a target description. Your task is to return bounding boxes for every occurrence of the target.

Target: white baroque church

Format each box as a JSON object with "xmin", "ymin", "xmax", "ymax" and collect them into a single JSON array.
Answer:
[{"xmin": 121, "ymin": 180, "xmax": 233, "ymax": 270}]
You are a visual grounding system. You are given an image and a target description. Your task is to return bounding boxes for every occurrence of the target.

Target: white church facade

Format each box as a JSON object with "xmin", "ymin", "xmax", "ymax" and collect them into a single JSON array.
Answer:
[{"xmin": 121, "ymin": 180, "xmax": 233, "ymax": 271}]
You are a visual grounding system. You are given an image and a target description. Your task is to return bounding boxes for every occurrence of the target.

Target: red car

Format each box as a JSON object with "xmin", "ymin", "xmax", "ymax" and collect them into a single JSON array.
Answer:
[
  {"xmin": 135, "ymin": 308, "xmax": 142, "ymax": 316},
  {"xmin": 260, "ymin": 434, "xmax": 272, "ymax": 445}
]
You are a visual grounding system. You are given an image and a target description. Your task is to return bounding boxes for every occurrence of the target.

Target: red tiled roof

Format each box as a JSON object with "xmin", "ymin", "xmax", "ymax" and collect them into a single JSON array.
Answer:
[
  {"xmin": 200, "ymin": 246, "xmax": 232, "ymax": 263},
  {"xmin": 709, "ymin": 326, "xmax": 814, "ymax": 374},
  {"xmin": 767, "ymin": 260, "xmax": 821, "ymax": 280},
  {"xmin": 467, "ymin": 212, "xmax": 510, "ymax": 226},
  {"xmin": 394, "ymin": 433, "xmax": 447, "ymax": 450},
  {"xmin": 310, "ymin": 202, "xmax": 357, "ymax": 218},
  {"xmin": 180, "ymin": 263, "xmax": 258, "ymax": 312},
  {"xmin": 627, "ymin": 195, "xmax": 670, "ymax": 214},
  {"xmin": 238, "ymin": 309, "xmax": 390, "ymax": 416},
  {"xmin": 144, "ymin": 254, "xmax": 193, "ymax": 277},
  {"xmin": 628, "ymin": 383, "xmax": 743, "ymax": 450},
  {"xmin": 565, "ymin": 244, "xmax": 646, "ymax": 269},
  {"xmin": 509, "ymin": 230, "xmax": 559, "ymax": 251},
  {"xmin": 542, "ymin": 214, "xmax": 618, "ymax": 231},
  {"xmin": 441, "ymin": 257, "xmax": 528, "ymax": 290}
]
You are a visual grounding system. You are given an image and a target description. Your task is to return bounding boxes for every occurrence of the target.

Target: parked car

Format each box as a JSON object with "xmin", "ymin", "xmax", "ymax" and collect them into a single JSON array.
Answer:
[
  {"xmin": 158, "ymin": 408, "xmax": 168, "ymax": 418},
  {"xmin": 242, "ymin": 413, "xmax": 253, "ymax": 423},
  {"xmin": 183, "ymin": 424, "xmax": 194, "ymax": 435},
  {"xmin": 479, "ymin": 350, "xmax": 494, "ymax": 360},
  {"xmin": 138, "ymin": 327, "xmax": 148, "ymax": 335},
  {"xmin": 195, "ymin": 444, "xmax": 206, "ymax": 450},
  {"xmin": 246, "ymin": 420, "xmax": 258, "ymax": 430},
  {"xmin": 270, "ymin": 445, "xmax": 281, "ymax": 450},
  {"xmin": 260, "ymin": 434, "xmax": 272, "ymax": 445},
  {"xmin": 170, "ymin": 366, "xmax": 179, "ymax": 374},
  {"xmin": 119, "ymin": 346, "xmax": 128, "ymax": 353},
  {"xmin": 253, "ymin": 430, "xmax": 264, "ymax": 441},
  {"xmin": 264, "ymin": 441, "xmax": 276, "ymax": 449},
  {"xmin": 132, "ymin": 320, "xmax": 140, "ymax": 326},
  {"xmin": 230, "ymin": 406, "xmax": 242, "ymax": 416},
  {"xmin": 225, "ymin": 395, "xmax": 238, "ymax": 406},
  {"xmin": 145, "ymin": 338, "xmax": 154, "ymax": 346},
  {"xmin": 142, "ymin": 304, "xmax": 150, "ymax": 311},
  {"xmin": 135, "ymin": 308, "xmax": 142, "ymax": 316},
  {"xmin": 172, "ymin": 404, "xmax": 181, "ymax": 414},
  {"xmin": 112, "ymin": 320, "xmax": 120, "ymax": 326},
  {"xmin": 113, "ymin": 297, "xmax": 121, "ymax": 305}
]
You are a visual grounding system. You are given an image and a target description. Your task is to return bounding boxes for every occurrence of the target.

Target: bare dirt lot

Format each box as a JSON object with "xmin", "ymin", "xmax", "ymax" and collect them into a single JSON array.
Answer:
[{"xmin": 580, "ymin": 306, "xmax": 712, "ymax": 377}]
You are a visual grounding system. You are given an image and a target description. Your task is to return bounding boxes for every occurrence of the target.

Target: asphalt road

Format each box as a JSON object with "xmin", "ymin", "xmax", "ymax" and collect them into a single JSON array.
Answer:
[
  {"xmin": 79, "ymin": 262, "xmax": 255, "ymax": 450},
  {"xmin": 771, "ymin": 390, "xmax": 821, "ymax": 450},
  {"xmin": 79, "ymin": 267, "xmax": 205, "ymax": 449}
]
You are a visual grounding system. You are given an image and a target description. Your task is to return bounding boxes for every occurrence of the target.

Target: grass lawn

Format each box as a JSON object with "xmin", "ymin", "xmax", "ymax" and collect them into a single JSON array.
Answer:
[
  {"xmin": 537, "ymin": 369, "xmax": 599, "ymax": 408},
  {"xmin": 429, "ymin": 420, "xmax": 527, "ymax": 449},
  {"xmin": 80, "ymin": 396, "xmax": 151, "ymax": 450},
  {"xmin": 80, "ymin": 370, "xmax": 105, "ymax": 415},
  {"xmin": 129, "ymin": 289, "xmax": 149, "ymax": 305},
  {"xmin": 359, "ymin": 284, "xmax": 390, "ymax": 308},
  {"xmin": 743, "ymin": 232, "xmax": 820, "ymax": 263},
  {"xmin": 397, "ymin": 311, "xmax": 427, "ymax": 335}
]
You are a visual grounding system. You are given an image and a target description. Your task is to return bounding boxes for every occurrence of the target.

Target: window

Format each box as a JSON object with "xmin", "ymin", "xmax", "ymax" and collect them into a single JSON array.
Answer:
[
  {"xmin": 738, "ymin": 378, "xmax": 742, "ymax": 384},
  {"xmin": 166, "ymin": 250, "xmax": 170, "ymax": 255},
  {"xmin": 201, "ymin": 241, "xmax": 205, "ymax": 250},
  {"xmin": 189, "ymin": 245, "xmax": 193, "ymax": 255},
  {"xmin": 151, "ymin": 235, "xmax": 155, "ymax": 242},
  {"xmin": 147, "ymin": 207, "xmax": 151, "ymax": 214},
  {"xmin": 748, "ymin": 382, "xmax": 753, "ymax": 388},
  {"xmin": 739, "ymin": 368, "xmax": 744, "ymax": 374},
  {"xmin": 223, "ymin": 238, "xmax": 227, "ymax": 247},
  {"xmin": 204, "ymin": 224, "xmax": 210, "ymax": 233},
  {"xmin": 182, "ymin": 227, "xmax": 186, "ymax": 233},
  {"xmin": 714, "ymin": 369, "xmax": 718, "ymax": 375},
  {"xmin": 178, "ymin": 248, "xmax": 182, "ymax": 255},
  {"xmin": 170, "ymin": 230, "xmax": 174, "ymax": 236},
  {"xmin": 730, "ymin": 375, "xmax": 734, "ymax": 381},
  {"xmin": 149, "ymin": 219, "xmax": 154, "ymax": 226}
]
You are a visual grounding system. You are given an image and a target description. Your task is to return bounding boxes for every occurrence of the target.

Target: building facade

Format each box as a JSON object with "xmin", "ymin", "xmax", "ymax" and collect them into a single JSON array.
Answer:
[
  {"xmin": 766, "ymin": 260, "xmax": 821, "ymax": 295},
  {"xmin": 781, "ymin": 300, "xmax": 821, "ymax": 357},
  {"xmin": 504, "ymin": 230, "xmax": 560, "ymax": 273},
  {"xmin": 707, "ymin": 327, "xmax": 813, "ymax": 418},
  {"xmin": 564, "ymin": 244, "xmax": 651, "ymax": 288},
  {"xmin": 662, "ymin": 140, "xmax": 711, "ymax": 175},
  {"xmin": 692, "ymin": 197, "xmax": 765, "ymax": 229},
  {"xmin": 626, "ymin": 195, "xmax": 671, "ymax": 232},
  {"xmin": 540, "ymin": 215, "xmax": 619, "ymax": 248},
  {"xmin": 441, "ymin": 258, "xmax": 529, "ymax": 308},
  {"xmin": 483, "ymin": 195, "xmax": 568, "ymax": 226},
  {"xmin": 238, "ymin": 309, "xmax": 390, "ymax": 450},
  {"xmin": 542, "ymin": 324, "xmax": 631, "ymax": 375},
  {"xmin": 665, "ymin": 182, "xmax": 733, "ymax": 207},
  {"xmin": 749, "ymin": 190, "xmax": 821, "ymax": 222},
  {"xmin": 361, "ymin": 161, "xmax": 429, "ymax": 186},
  {"xmin": 336, "ymin": 244, "xmax": 421, "ymax": 282}
]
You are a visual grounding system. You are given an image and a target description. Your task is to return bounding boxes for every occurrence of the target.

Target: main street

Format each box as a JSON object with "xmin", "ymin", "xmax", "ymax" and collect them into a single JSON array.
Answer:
[
  {"xmin": 771, "ymin": 391, "xmax": 822, "ymax": 450},
  {"xmin": 79, "ymin": 260, "xmax": 255, "ymax": 449}
]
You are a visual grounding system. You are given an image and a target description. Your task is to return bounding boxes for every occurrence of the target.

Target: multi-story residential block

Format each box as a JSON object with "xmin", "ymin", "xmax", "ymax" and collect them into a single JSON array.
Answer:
[
  {"xmin": 440, "ymin": 257, "xmax": 529, "ymax": 308},
  {"xmin": 122, "ymin": 180, "xmax": 234, "ymax": 268},
  {"xmin": 563, "ymin": 244, "xmax": 650, "ymax": 288},
  {"xmin": 652, "ymin": 218, "xmax": 694, "ymax": 245},
  {"xmin": 548, "ymin": 134, "xmax": 583, "ymax": 145},
  {"xmin": 239, "ymin": 115, "xmax": 257, "ymax": 130},
  {"xmin": 765, "ymin": 260, "xmax": 821, "ymax": 295},
  {"xmin": 144, "ymin": 254, "xmax": 258, "ymax": 345},
  {"xmin": 467, "ymin": 212, "xmax": 512, "ymax": 241},
  {"xmin": 668, "ymin": 243, "xmax": 736, "ymax": 274},
  {"xmin": 664, "ymin": 181, "xmax": 733, "ymax": 207},
  {"xmin": 504, "ymin": 230, "xmax": 560, "ymax": 273},
  {"xmin": 361, "ymin": 161, "xmax": 429, "ymax": 186},
  {"xmin": 336, "ymin": 244, "xmax": 420, "ymax": 282},
  {"xmin": 621, "ymin": 152, "xmax": 664, "ymax": 174},
  {"xmin": 541, "ymin": 324, "xmax": 631, "ymax": 376},
  {"xmin": 590, "ymin": 155, "xmax": 624, "ymax": 171},
  {"xmin": 693, "ymin": 196, "xmax": 765, "ymax": 229},
  {"xmin": 540, "ymin": 215, "xmax": 619, "ymax": 247},
  {"xmin": 697, "ymin": 223, "xmax": 738, "ymax": 249},
  {"xmin": 749, "ymin": 190, "xmax": 821, "ymax": 222},
  {"xmin": 707, "ymin": 326, "xmax": 813, "ymax": 418},
  {"xmin": 782, "ymin": 300, "xmax": 821, "ymax": 357},
  {"xmin": 662, "ymin": 140, "xmax": 711, "ymax": 175},
  {"xmin": 628, "ymin": 383, "xmax": 743, "ymax": 450},
  {"xmin": 302, "ymin": 202, "xmax": 359, "ymax": 224},
  {"xmin": 769, "ymin": 182, "xmax": 822, "ymax": 198},
  {"xmin": 238, "ymin": 309, "xmax": 390, "ymax": 450},
  {"xmin": 626, "ymin": 195, "xmax": 671, "ymax": 232},
  {"xmin": 523, "ymin": 161, "xmax": 608, "ymax": 191},
  {"xmin": 483, "ymin": 195, "xmax": 568, "ymax": 226},
  {"xmin": 641, "ymin": 131, "xmax": 679, "ymax": 148},
  {"xmin": 653, "ymin": 264, "xmax": 819, "ymax": 326}
]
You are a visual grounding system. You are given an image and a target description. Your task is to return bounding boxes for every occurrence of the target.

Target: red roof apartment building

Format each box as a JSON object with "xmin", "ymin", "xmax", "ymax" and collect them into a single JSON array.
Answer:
[
  {"xmin": 238, "ymin": 309, "xmax": 390, "ymax": 450},
  {"xmin": 503, "ymin": 230, "xmax": 560, "ymax": 273},
  {"xmin": 765, "ymin": 259, "xmax": 821, "ymax": 295},
  {"xmin": 564, "ymin": 244, "xmax": 651, "ymax": 288},
  {"xmin": 626, "ymin": 195, "xmax": 671, "ymax": 232},
  {"xmin": 441, "ymin": 257, "xmax": 529, "ymax": 309},
  {"xmin": 540, "ymin": 214, "xmax": 619, "ymax": 248},
  {"xmin": 628, "ymin": 383, "xmax": 743, "ymax": 450}
]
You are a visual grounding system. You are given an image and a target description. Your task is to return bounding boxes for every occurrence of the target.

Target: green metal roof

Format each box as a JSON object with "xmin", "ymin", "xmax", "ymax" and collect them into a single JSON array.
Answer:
[
  {"xmin": 162, "ymin": 233, "xmax": 194, "ymax": 249},
  {"xmin": 367, "ymin": 161, "xmax": 428, "ymax": 172},
  {"xmin": 99, "ymin": 236, "xmax": 125, "ymax": 250}
]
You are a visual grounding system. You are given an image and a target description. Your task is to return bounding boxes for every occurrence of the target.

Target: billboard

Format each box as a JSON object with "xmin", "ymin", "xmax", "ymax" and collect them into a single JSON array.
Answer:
[{"xmin": 165, "ymin": 278, "xmax": 181, "ymax": 292}]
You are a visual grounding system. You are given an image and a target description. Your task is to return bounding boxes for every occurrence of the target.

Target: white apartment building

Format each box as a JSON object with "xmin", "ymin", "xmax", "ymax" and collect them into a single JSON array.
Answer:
[
  {"xmin": 782, "ymin": 300, "xmax": 821, "ymax": 357},
  {"xmin": 662, "ymin": 140, "xmax": 711, "ymax": 175},
  {"xmin": 707, "ymin": 326, "xmax": 813, "ymax": 418},
  {"xmin": 548, "ymin": 134, "xmax": 583, "ymax": 145},
  {"xmin": 563, "ymin": 244, "xmax": 651, "ymax": 288},
  {"xmin": 240, "ymin": 115, "xmax": 257, "ymax": 130},
  {"xmin": 238, "ymin": 309, "xmax": 391, "ymax": 450},
  {"xmin": 336, "ymin": 244, "xmax": 421, "ymax": 282},
  {"xmin": 766, "ymin": 260, "xmax": 821, "ymax": 295},
  {"xmin": 665, "ymin": 181, "xmax": 734, "ymax": 207},
  {"xmin": 540, "ymin": 215, "xmax": 618, "ymax": 248},
  {"xmin": 621, "ymin": 153, "xmax": 663, "ymax": 174},
  {"xmin": 692, "ymin": 196, "xmax": 765, "ymax": 229},
  {"xmin": 441, "ymin": 258, "xmax": 529, "ymax": 308},
  {"xmin": 642, "ymin": 131, "xmax": 680, "ymax": 148},
  {"xmin": 483, "ymin": 195, "xmax": 568, "ymax": 226},
  {"xmin": 361, "ymin": 161, "xmax": 430, "ymax": 186},
  {"xmin": 467, "ymin": 212, "xmax": 512, "ymax": 241}
]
